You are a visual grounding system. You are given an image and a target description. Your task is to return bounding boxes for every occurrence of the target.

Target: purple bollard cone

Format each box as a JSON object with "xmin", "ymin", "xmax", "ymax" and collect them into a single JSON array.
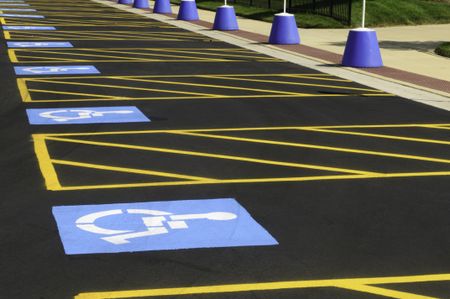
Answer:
[
  {"xmin": 118, "ymin": 0, "xmax": 133, "ymax": 5},
  {"xmin": 153, "ymin": 0, "xmax": 172, "ymax": 13},
  {"xmin": 177, "ymin": 0, "xmax": 199, "ymax": 21},
  {"xmin": 213, "ymin": 5, "xmax": 238, "ymax": 31},
  {"xmin": 133, "ymin": 0, "xmax": 149, "ymax": 9},
  {"xmin": 342, "ymin": 28, "xmax": 383, "ymax": 68},
  {"xmin": 268, "ymin": 13, "xmax": 300, "ymax": 45}
]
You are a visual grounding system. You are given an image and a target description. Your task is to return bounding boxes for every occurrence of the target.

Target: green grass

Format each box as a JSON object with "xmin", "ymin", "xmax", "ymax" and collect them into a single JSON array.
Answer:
[
  {"xmin": 352, "ymin": 0, "xmax": 450, "ymax": 27},
  {"xmin": 435, "ymin": 42, "xmax": 450, "ymax": 57},
  {"xmin": 172, "ymin": 0, "xmax": 450, "ymax": 28}
]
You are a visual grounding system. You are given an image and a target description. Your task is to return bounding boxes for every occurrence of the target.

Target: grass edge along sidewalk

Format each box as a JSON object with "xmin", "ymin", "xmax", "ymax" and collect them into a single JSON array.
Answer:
[{"xmin": 436, "ymin": 42, "xmax": 450, "ymax": 58}]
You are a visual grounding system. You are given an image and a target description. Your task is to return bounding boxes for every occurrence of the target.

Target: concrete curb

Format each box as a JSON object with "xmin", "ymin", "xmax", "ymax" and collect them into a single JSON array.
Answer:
[{"xmin": 93, "ymin": 0, "xmax": 450, "ymax": 112}]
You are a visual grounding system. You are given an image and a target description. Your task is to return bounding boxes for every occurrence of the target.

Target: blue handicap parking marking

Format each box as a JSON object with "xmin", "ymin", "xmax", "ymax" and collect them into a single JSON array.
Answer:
[
  {"xmin": 3, "ymin": 26, "xmax": 55, "ymax": 30},
  {"xmin": 15, "ymin": 65, "xmax": 100, "ymax": 75},
  {"xmin": 26, "ymin": 106, "xmax": 150, "ymax": 125},
  {"xmin": 0, "ymin": 8, "xmax": 36, "ymax": 11},
  {"xmin": 0, "ymin": 13, "xmax": 44, "ymax": 18},
  {"xmin": 0, "ymin": 3, "xmax": 30, "ymax": 6},
  {"xmin": 52, "ymin": 198, "xmax": 278, "ymax": 255},
  {"xmin": 7, "ymin": 42, "xmax": 73, "ymax": 48}
]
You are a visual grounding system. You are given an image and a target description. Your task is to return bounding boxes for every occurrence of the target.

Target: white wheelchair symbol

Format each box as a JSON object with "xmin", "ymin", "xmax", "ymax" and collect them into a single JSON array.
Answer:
[
  {"xmin": 13, "ymin": 42, "xmax": 50, "ymax": 47},
  {"xmin": 39, "ymin": 109, "xmax": 134, "ymax": 122},
  {"xmin": 21, "ymin": 66, "xmax": 93, "ymax": 74},
  {"xmin": 76, "ymin": 209, "xmax": 237, "ymax": 245}
]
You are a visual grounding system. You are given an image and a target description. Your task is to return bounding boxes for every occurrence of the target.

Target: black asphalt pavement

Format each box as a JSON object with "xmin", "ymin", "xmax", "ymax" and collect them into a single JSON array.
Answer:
[{"xmin": 1, "ymin": 0, "xmax": 450, "ymax": 298}]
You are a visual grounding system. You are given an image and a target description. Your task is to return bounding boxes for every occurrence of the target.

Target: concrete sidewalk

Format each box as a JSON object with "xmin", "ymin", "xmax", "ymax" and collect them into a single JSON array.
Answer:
[{"xmin": 173, "ymin": 5, "xmax": 450, "ymax": 95}]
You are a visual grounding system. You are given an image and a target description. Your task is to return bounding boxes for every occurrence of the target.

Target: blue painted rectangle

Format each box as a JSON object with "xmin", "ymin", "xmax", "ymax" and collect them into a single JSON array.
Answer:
[
  {"xmin": 52, "ymin": 198, "xmax": 278, "ymax": 255},
  {"xmin": 8, "ymin": 41, "xmax": 73, "ymax": 48},
  {"xmin": 0, "ymin": 8, "xmax": 36, "ymax": 11},
  {"xmin": 26, "ymin": 106, "xmax": 150, "ymax": 125},
  {"xmin": 0, "ymin": 13, "xmax": 44, "ymax": 18},
  {"xmin": 15, "ymin": 65, "xmax": 100, "ymax": 75},
  {"xmin": 3, "ymin": 25, "xmax": 55, "ymax": 30},
  {"xmin": 0, "ymin": 3, "xmax": 30, "ymax": 5}
]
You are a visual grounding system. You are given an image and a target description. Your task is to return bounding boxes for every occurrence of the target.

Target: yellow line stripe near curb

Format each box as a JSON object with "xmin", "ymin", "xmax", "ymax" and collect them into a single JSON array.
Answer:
[{"xmin": 75, "ymin": 273, "xmax": 450, "ymax": 299}]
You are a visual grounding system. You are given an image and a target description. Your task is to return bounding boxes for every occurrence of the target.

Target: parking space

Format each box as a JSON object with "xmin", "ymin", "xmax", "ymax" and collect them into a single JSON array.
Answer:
[
  {"xmin": 33, "ymin": 124, "xmax": 450, "ymax": 191},
  {"xmin": 0, "ymin": 0, "xmax": 449, "ymax": 298},
  {"xmin": 17, "ymin": 74, "xmax": 387, "ymax": 103},
  {"xmin": 8, "ymin": 48, "xmax": 281, "ymax": 63}
]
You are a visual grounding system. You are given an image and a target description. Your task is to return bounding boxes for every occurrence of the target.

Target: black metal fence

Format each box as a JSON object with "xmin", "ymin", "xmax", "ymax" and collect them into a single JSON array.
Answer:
[{"xmin": 219, "ymin": 0, "xmax": 352, "ymax": 25}]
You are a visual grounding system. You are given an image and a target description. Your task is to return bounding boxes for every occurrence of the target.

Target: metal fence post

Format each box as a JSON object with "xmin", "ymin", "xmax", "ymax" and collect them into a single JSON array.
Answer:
[
  {"xmin": 329, "ymin": 0, "xmax": 333, "ymax": 17},
  {"xmin": 348, "ymin": 0, "xmax": 352, "ymax": 25}
]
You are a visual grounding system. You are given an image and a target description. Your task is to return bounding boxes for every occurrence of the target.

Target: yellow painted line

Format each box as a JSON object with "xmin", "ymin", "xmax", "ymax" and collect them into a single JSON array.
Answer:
[
  {"xmin": 33, "ymin": 124, "xmax": 450, "ymax": 137},
  {"xmin": 167, "ymin": 131, "xmax": 450, "ymax": 165},
  {"xmin": 33, "ymin": 135, "xmax": 62, "ymax": 190},
  {"xmin": 361, "ymin": 93, "xmax": 395, "ymax": 96},
  {"xmin": 169, "ymin": 131, "xmax": 377, "ymax": 175},
  {"xmin": 11, "ymin": 49, "xmax": 240, "ymax": 63},
  {"xmin": 23, "ymin": 95, "xmax": 231, "ymax": 103},
  {"xmin": 0, "ymin": 17, "xmax": 5, "ymax": 25},
  {"xmin": 200, "ymin": 75, "xmax": 381, "ymax": 93},
  {"xmin": 213, "ymin": 73, "xmax": 333, "ymax": 77},
  {"xmin": 28, "ymin": 88, "xmax": 120, "ymax": 100},
  {"xmin": 16, "ymin": 49, "xmax": 154, "ymax": 61},
  {"xmin": 281, "ymin": 74, "xmax": 352, "ymax": 82},
  {"xmin": 300, "ymin": 127, "xmax": 450, "ymax": 145},
  {"xmin": 21, "ymin": 93, "xmax": 365, "ymax": 103},
  {"xmin": 16, "ymin": 78, "xmax": 32, "ymax": 102},
  {"xmin": 3, "ymin": 30, "xmax": 11, "ymax": 39},
  {"xmin": 55, "ymin": 174, "xmax": 365, "ymax": 191},
  {"xmin": 421, "ymin": 124, "xmax": 450, "ymax": 131},
  {"xmin": 89, "ymin": 48, "xmax": 237, "ymax": 61},
  {"xmin": 15, "ymin": 73, "xmax": 343, "ymax": 80},
  {"xmin": 147, "ymin": 48, "xmax": 277, "ymax": 60},
  {"xmin": 109, "ymin": 77, "xmax": 306, "ymax": 96},
  {"xmin": 311, "ymin": 124, "xmax": 450, "ymax": 129},
  {"xmin": 15, "ymin": 54, "xmax": 80, "ymax": 62},
  {"xmin": 338, "ymin": 284, "xmax": 437, "ymax": 299},
  {"xmin": 7, "ymin": 31, "xmax": 204, "ymax": 41},
  {"xmin": 6, "ymin": 22, "xmax": 170, "ymax": 27},
  {"xmin": 28, "ymin": 78, "xmax": 222, "ymax": 98},
  {"xmin": 32, "ymin": 13, "xmax": 145, "ymax": 19},
  {"xmin": 51, "ymin": 159, "xmax": 217, "ymax": 181},
  {"xmin": 50, "ymin": 171, "xmax": 450, "ymax": 191},
  {"xmin": 75, "ymin": 273, "xmax": 450, "ymax": 299},
  {"xmin": 43, "ymin": 136, "xmax": 374, "ymax": 174}
]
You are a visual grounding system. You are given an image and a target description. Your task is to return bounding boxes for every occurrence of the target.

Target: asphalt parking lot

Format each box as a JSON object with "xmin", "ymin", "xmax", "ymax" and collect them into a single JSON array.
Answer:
[{"xmin": 1, "ymin": 0, "xmax": 450, "ymax": 298}]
